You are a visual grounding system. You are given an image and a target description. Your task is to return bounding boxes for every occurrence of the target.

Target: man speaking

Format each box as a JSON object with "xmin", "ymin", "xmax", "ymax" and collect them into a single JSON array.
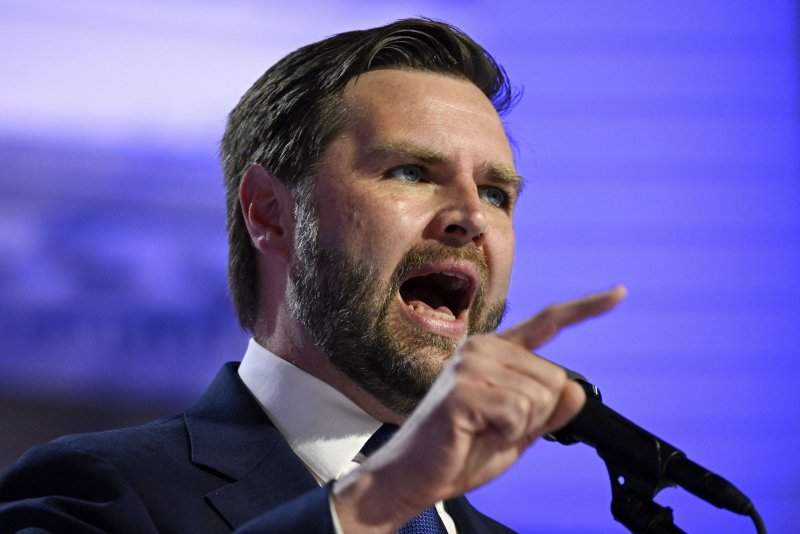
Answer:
[{"xmin": 0, "ymin": 18, "xmax": 624, "ymax": 532}]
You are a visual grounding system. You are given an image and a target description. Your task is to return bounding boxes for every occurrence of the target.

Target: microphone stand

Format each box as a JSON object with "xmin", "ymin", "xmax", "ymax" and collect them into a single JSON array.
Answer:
[
  {"xmin": 604, "ymin": 446, "xmax": 684, "ymax": 533},
  {"xmin": 550, "ymin": 380, "xmax": 765, "ymax": 534},
  {"xmin": 569, "ymin": 381, "xmax": 685, "ymax": 533}
]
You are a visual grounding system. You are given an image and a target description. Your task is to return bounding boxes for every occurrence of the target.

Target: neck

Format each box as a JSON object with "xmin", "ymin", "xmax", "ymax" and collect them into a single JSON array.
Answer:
[{"xmin": 253, "ymin": 323, "xmax": 406, "ymax": 426}]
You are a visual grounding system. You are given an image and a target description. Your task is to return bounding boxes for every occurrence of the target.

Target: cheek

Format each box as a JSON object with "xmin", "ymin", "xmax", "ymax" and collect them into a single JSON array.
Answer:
[
  {"xmin": 363, "ymin": 201, "xmax": 428, "ymax": 261},
  {"xmin": 486, "ymin": 222, "xmax": 515, "ymax": 296},
  {"xmin": 322, "ymin": 191, "xmax": 426, "ymax": 267}
]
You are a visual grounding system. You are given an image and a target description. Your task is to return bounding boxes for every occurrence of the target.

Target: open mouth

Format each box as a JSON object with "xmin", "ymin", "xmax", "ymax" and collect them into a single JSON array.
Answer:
[{"xmin": 398, "ymin": 267, "xmax": 478, "ymax": 323}]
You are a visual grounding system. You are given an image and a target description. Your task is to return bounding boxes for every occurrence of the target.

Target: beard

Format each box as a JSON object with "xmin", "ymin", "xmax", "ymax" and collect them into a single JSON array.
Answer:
[{"xmin": 288, "ymin": 201, "xmax": 508, "ymax": 415}]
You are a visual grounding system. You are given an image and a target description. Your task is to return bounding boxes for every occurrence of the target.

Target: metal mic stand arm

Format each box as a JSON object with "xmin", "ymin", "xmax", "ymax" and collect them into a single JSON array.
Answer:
[
  {"xmin": 565, "ymin": 382, "xmax": 687, "ymax": 533},
  {"xmin": 602, "ymin": 457, "xmax": 684, "ymax": 534},
  {"xmin": 551, "ymin": 380, "xmax": 766, "ymax": 533}
]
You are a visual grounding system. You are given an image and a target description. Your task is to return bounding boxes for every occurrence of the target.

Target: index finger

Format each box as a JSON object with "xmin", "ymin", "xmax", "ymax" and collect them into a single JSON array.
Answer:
[{"xmin": 498, "ymin": 285, "xmax": 626, "ymax": 351}]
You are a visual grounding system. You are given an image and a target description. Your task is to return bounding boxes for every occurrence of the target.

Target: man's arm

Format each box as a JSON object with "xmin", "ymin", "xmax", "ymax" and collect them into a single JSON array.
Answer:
[{"xmin": 332, "ymin": 286, "xmax": 626, "ymax": 533}]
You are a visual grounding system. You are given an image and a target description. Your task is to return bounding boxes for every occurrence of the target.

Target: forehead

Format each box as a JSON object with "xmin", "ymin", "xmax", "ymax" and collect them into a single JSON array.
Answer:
[{"xmin": 339, "ymin": 69, "xmax": 514, "ymax": 165}]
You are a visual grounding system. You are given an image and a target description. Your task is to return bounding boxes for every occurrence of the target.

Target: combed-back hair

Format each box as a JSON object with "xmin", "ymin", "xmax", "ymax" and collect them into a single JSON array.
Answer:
[{"xmin": 221, "ymin": 17, "xmax": 517, "ymax": 331}]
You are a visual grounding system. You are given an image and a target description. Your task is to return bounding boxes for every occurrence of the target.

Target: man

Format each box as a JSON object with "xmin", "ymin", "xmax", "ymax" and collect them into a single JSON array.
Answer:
[{"xmin": 0, "ymin": 18, "xmax": 624, "ymax": 532}]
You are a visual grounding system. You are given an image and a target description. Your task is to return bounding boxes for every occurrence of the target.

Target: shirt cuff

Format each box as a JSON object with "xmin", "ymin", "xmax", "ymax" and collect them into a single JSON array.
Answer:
[{"xmin": 328, "ymin": 482, "xmax": 345, "ymax": 534}]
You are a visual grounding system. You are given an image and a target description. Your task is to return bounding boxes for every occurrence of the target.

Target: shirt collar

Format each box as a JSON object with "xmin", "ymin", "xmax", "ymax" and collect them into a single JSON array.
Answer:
[{"xmin": 238, "ymin": 338, "xmax": 382, "ymax": 483}]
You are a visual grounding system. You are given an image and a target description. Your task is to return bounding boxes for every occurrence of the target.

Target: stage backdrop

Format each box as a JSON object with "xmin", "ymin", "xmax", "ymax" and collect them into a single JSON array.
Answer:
[{"xmin": 1, "ymin": 1, "xmax": 797, "ymax": 532}]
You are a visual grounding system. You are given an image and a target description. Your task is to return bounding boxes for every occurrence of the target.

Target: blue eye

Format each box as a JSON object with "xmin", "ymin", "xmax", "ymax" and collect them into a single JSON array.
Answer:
[
  {"xmin": 388, "ymin": 165, "xmax": 422, "ymax": 183},
  {"xmin": 479, "ymin": 187, "xmax": 507, "ymax": 207}
]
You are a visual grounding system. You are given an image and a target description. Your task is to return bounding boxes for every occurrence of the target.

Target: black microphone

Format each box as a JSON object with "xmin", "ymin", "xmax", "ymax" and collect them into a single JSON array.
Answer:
[{"xmin": 547, "ymin": 378, "xmax": 755, "ymax": 517}]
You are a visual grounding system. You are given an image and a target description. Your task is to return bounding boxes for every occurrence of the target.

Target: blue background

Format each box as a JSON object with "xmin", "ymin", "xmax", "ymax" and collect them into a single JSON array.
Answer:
[{"xmin": 0, "ymin": 1, "xmax": 797, "ymax": 532}]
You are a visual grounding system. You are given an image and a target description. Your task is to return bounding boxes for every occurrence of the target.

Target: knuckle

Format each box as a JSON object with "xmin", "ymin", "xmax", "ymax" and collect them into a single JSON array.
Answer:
[
  {"xmin": 536, "ymin": 305, "xmax": 557, "ymax": 321},
  {"xmin": 538, "ymin": 387, "xmax": 555, "ymax": 410},
  {"xmin": 552, "ymin": 367, "xmax": 568, "ymax": 389},
  {"xmin": 528, "ymin": 386, "xmax": 554, "ymax": 421},
  {"xmin": 459, "ymin": 336, "xmax": 482, "ymax": 353},
  {"xmin": 513, "ymin": 395, "xmax": 531, "ymax": 419},
  {"xmin": 458, "ymin": 334, "xmax": 495, "ymax": 360},
  {"xmin": 502, "ymin": 392, "xmax": 529, "ymax": 420}
]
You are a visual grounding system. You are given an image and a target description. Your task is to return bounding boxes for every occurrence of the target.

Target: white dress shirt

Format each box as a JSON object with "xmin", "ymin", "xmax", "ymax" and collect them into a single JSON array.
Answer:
[{"xmin": 238, "ymin": 338, "xmax": 456, "ymax": 533}]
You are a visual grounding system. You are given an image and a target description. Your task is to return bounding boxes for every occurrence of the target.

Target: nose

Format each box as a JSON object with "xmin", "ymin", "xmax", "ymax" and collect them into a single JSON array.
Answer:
[{"xmin": 426, "ymin": 182, "xmax": 487, "ymax": 247}]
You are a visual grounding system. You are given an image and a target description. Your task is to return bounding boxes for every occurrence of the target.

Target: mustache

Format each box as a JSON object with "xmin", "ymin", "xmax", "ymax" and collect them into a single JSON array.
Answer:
[{"xmin": 387, "ymin": 242, "xmax": 489, "ymax": 295}]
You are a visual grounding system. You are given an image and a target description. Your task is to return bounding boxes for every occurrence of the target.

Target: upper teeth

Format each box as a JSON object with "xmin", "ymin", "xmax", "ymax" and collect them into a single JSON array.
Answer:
[{"xmin": 442, "ymin": 271, "xmax": 468, "ymax": 281}]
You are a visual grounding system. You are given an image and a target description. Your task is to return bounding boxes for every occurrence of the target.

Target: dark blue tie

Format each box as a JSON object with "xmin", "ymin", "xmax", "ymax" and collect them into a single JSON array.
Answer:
[{"xmin": 359, "ymin": 424, "xmax": 447, "ymax": 534}]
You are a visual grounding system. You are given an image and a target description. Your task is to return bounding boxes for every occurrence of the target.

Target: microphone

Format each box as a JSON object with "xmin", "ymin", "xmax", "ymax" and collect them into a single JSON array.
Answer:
[{"xmin": 547, "ymin": 377, "xmax": 755, "ymax": 517}]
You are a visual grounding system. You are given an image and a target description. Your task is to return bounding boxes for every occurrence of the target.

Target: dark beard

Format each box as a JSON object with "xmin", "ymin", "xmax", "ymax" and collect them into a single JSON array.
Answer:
[{"xmin": 288, "ymin": 211, "xmax": 507, "ymax": 415}]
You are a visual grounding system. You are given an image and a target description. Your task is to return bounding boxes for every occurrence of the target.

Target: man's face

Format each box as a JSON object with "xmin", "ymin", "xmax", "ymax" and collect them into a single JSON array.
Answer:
[{"xmin": 289, "ymin": 69, "xmax": 519, "ymax": 414}]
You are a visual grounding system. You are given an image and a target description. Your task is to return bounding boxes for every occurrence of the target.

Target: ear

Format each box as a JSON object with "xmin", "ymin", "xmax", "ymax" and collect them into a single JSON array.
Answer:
[{"xmin": 239, "ymin": 164, "xmax": 294, "ymax": 262}]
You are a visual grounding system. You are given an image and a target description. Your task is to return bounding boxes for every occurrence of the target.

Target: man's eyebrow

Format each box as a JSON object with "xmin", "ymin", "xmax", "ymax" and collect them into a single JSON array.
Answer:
[
  {"xmin": 478, "ymin": 161, "xmax": 525, "ymax": 195},
  {"xmin": 370, "ymin": 141, "xmax": 525, "ymax": 193},
  {"xmin": 370, "ymin": 142, "xmax": 451, "ymax": 166}
]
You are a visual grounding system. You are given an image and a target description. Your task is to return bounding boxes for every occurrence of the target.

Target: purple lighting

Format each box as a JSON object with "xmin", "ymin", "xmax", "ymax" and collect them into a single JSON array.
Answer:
[{"xmin": 0, "ymin": 2, "xmax": 797, "ymax": 532}]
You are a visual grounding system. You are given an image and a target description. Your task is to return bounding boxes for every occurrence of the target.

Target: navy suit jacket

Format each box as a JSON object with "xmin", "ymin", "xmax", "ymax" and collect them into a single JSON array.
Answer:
[{"xmin": 0, "ymin": 363, "xmax": 515, "ymax": 533}]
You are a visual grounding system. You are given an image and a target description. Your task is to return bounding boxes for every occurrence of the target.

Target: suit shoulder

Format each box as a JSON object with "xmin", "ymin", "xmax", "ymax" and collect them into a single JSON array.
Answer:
[
  {"xmin": 0, "ymin": 439, "xmax": 160, "ymax": 533},
  {"xmin": 54, "ymin": 413, "xmax": 185, "ymax": 456},
  {"xmin": 46, "ymin": 414, "xmax": 194, "ymax": 479}
]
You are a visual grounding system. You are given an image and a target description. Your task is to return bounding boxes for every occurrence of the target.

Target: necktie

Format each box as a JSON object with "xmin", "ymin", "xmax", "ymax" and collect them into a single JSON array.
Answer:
[{"xmin": 358, "ymin": 424, "xmax": 447, "ymax": 534}]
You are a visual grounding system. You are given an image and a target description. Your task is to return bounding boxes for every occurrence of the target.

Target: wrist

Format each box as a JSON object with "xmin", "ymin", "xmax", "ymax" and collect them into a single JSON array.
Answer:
[{"xmin": 331, "ymin": 463, "xmax": 421, "ymax": 534}]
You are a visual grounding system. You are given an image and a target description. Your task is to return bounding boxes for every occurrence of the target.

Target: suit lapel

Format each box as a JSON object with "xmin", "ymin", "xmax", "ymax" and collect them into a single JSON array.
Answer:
[
  {"xmin": 184, "ymin": 362, "xmax": 318, "ymax": 529},
  {"xmin": 184, "ymin": 363, "xmax": 513, "ymax": 532}
]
